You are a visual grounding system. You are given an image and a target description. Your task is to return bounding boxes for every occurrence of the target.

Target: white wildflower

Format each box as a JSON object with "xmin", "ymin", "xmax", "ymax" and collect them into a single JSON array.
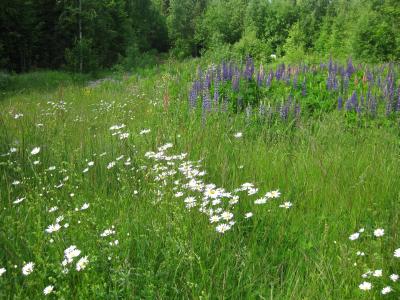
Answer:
[
  {"xmin": 279, "ymin": 201, "xmax": 292, "ymax": 209},
  {"xmin": 381, "ymin": 286, "xmax": 392, "ymax": 295},
  {"xmin": 349, "ymin": 232, "xmax": 360, "ymax": 241},
  {"xmin": 76, "ymin": 256, "xmax": 89, "ymax": 271},
  {"xmin": 43, "ymin": 285, "xmax": 54, "ymax": 295},
  {"xmin": 390, "ymin": 274, "xmax": 399, "ymax": 282},
  {"xmin": 393, "ymin": 248, "xmax": 400, "ymax": 258},
  {"xmin": 216, "ymin": 223, "xmax": 232, "ymax": 233},
  {"xmin": 245, "ymin": 212, "xmax": 253, "ymax": 218},
  {"xmin": 30, "ymin": 147, "xmax": 41, "ymax": 155},
  {"xmin": 22, "ymin": 262, "xmax": 34, "ymax": 275},
  {"xmin": 359, "ymin": 281, "xmax": 372, "ymax": 291}
]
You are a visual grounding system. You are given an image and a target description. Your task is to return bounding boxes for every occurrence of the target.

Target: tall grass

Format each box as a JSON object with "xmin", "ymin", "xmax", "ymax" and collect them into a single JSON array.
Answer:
[{"xmin": 1, "ymin": 60, "xmax": 399, "ymax": 299}]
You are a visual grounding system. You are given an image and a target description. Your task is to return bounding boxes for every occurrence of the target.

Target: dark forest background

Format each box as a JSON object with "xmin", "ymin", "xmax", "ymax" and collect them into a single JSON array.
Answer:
[{"xmin": 1, "ymin": 0, "xmax": 399, "ymax": 73}]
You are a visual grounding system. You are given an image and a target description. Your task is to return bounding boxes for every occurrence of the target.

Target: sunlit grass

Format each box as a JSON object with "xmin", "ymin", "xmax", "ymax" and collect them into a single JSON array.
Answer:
[{"xmin": 1, "ymin": 61, "xmax": 400, "ymax": 299}]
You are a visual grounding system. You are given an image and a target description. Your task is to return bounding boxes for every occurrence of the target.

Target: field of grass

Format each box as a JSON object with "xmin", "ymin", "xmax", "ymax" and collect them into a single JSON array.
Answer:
[{"xmin": 1, "ymin": 59, "xmax": 400, "ymax": 299}]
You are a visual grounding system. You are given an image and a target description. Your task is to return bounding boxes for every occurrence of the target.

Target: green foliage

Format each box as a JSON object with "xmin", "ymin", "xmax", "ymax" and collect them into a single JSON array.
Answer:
[
  {"xmin": 232, "ymin": 30, "xmax": 272, "ymax": 62},
  {"xmin": 283, "ymin": 22, "xmax": 307, "ymax": 62}
]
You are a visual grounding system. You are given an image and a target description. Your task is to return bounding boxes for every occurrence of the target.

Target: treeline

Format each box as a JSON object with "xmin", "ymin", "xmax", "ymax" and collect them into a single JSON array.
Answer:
[{"xmin": 1, "ymin": 0, "xmax": 399, "ymax": 73}]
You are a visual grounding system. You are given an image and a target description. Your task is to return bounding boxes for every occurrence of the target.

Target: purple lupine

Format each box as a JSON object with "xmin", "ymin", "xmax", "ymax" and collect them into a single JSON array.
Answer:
[
  {"xmin": 257, "ymin": 65, "xmax": 265, "ymax": 87},
  {"xmin": 345, "ymin": 98, "xmax": 352, "ymax": 111},
  {"xmin": 244, "ymin": 56, "xmax": 254, "ymax": 80},
  {"xmin": 189, "ymin": 85, "xmax": 197, "ymax": 109},
  {"xmin": 301, "ymin": 79, "xmax": 307, "ymax": 97},
  {"xmin": 328, "ymin": 57, "xmax": 333, "ymax": 74},
  {"xmin": 280, "ymin": 102, "xmax": 289, "ymax": 120},
  {"xmin": 369, "ymin": 95, "xmax": 377, "ymax": 116},
  {"xmin": 326, "ymin": 73, "xmax": 332, "ymax": 90},
  {"xmin": 216, "ymin": 65, "xmax": 221, "ymax": 82},
  {"xmin": 204, "ymin": 72, "xmax": 211, "ymax": 90},
  {"xmin": 367, "ymin": 70, "xmax": 373, "ymax": 84},
  {"xmin": 333, "ymin": 77, "xmax": 338, "ymax": 90},
  {"xmin": 202, "ymin": 90, "xmax": 211, "ymax": 113},
  {"xmin": 343, "ymin": 74, "xmax": 349, "ymax": 91},
  {"xmin": 213, "ymin": 78, "xmax": 219, "ymax": 110},
  {"xmin": 350, "ymin": 91, "xmax": 358, "ymax": 108},
  {"xmin": 346, "ymin": 58, "xmax": 355, "ymax": 77},
  {"xmin": 266, "ymin": 70, "xmax": 274, "ymax": 86},
  {"xmin": 338, "ymin": 96, "xmax": 343, "ymax": 110},
  {"xmin": 386, "ymin": 99, "xmax": 392, "ymax": 116},
  {"xmin": 293, "ymin": 73, "xmax": 298, "ymax": 89},
  {"xmin": 222, "ymin": 61, "xmax": 229, "ymax": 81},
  {"xmin": 396, "ymin": 86, "xmax": 400, "ymax": 112},
  {"xmin": 232, "ymin": 73, "xmax": 240, "ymax": 92}
]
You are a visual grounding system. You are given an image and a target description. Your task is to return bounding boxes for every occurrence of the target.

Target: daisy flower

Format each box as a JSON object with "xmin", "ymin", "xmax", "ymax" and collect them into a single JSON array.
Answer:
[
  {"xmin": 358, "ymin": 281, "xmax": 372, "ymax": 291},
  {"xmin": 390, "ymin": 274, "xmax": 399, "ymax": 282},
  {"xmin": 220, "ymin": 211, "xmax": 234, "ymax": 221},
  {"xmin": 76, "ymin": 256, "xmax": 89, "ymax": 271},
  {"xmin": 279, "ymin": 201, "xmax": 292, "ymax": 209},
  {"xmin": 30, "ymin": 147, "xmax": 41, "ymax": 155},
  {"xmin": 393, "ymin": 248, "xmax": 400, "ymax": 258},
  {"xmin": 349, "ymin": 232, "xmax": 360, "ymax": 241},
  {"xmin": 374, "ymin": 228, "xmax": 384, "ymax": 237},
  {"xmin": 245, "ymin": 212, "xmax": 253, "ymax": 218},
  {"xmin": 216, "ymin": 223, "xmax": 232, "ymax": 233},
  {"xmin": 43, "ymin": 285, "xmax": 54, "ymax": 295},
  {"xmin": 373, "ymin": 269, "xmax": 382, "ymax": 277},
  {"xmin": 22, "ymin": 262, "xmax": 34, "ymax": 275},
  {"xmin": 381, "ymin": 286, "xmax": 392, "ymax": 295}
]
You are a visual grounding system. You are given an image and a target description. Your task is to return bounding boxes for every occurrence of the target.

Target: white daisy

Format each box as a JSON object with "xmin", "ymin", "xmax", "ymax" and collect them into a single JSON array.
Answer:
[
  {"xmin": 373, "ymin": 269, "xmax": 382, "ymax": 277},
  {"xmin": 30, "ymin": 147, "xmax": 41, "ymax": 155},
  {"xmin": 43, "ymin": 285, "xmax": 54, "ymax": 295},
  {"xmin": 394, "ymin": 248, "xmax": 400, "ymax": 258},
  {"xmin": 390, "ymin": 274, "xmax": 399, "ymax": 282},
  {"xmin": 245, "ymin": 212, "xmax": 253, "ymax": 218},
  {"xmin": 76, "ymin": 256, "xmax": 89, "ymax": 271},
  {"xmin": 358, "ymin": 281, "xmax": 372, "ymax": 291},
  {"xmin": 279, "ymin": 201, "xmax": 292, "ymax": 209},
  {"xmin": 349, "ymin": 232, "xmax": 360, "ymax": 241},
  {"xmin": 374, "ymin": 228, "xmax": 385, "ymax": 237},
  {"xmin": 209, "ymin": 215, "xmax": 220, "ymax": 223},
  {"xmin": 80, "ymin": 203, "xmax": 90, "ymax": 210},
  {"xmin": 381, "ymin": 286, "xmax": 392, "ymax": 295},
  {"xmin": 22, "ymin": 262, "xmax": 34, "ymax": 275},
  {"xmin": 220, "ymin": 211, "xmax": 234, "ymax": 221},
  {"xmin": 216, "ymin": 223, "xmax": 232, "ymax": 233},
  {"xmin": 45, "ymin": 223, "xmax": 61, "ymax": 233}
]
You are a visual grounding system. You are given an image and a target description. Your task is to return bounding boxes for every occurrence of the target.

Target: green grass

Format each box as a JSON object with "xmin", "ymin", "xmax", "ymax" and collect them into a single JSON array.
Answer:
[{"xmin": 1, "ymin": 62, "xmax": 400, "ymax": 299}]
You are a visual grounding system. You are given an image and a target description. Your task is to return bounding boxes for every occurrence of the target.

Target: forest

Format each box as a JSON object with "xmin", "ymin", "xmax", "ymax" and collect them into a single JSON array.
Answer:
[{"xmin": 1, "ymin": 0, "xmax": 399, "ymax": 73}]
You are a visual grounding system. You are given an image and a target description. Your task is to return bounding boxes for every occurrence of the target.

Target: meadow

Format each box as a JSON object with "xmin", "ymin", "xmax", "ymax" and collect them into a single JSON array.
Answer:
[{"xmin": 1, "ymin": 58, "xmax": 400, "ymax": 299}]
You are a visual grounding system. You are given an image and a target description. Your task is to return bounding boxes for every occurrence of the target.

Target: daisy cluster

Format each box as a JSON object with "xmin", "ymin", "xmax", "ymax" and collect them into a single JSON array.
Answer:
[
  {"xmin": 348, "ymin": 227, "xmax": 400, "ymax": 295},
  {"xmin": 145, "ymin": 143, "xmax": 290, "ymax": 233}
]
